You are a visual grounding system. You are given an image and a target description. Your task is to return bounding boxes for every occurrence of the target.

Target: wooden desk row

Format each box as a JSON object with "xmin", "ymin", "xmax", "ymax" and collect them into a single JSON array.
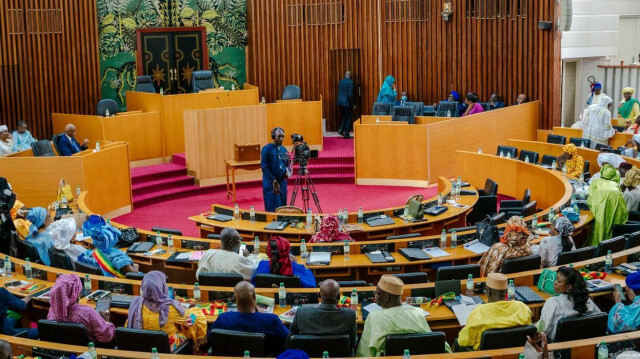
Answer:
[{"xmin": 549, "ymin": 126, "xmax": 633, "ymax": 149}]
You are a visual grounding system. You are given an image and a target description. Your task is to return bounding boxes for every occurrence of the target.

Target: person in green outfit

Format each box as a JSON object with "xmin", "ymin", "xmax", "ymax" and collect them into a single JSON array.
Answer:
[{"xmin": 588, "ymin": 164, "xmax": 628, "ymax": 246}]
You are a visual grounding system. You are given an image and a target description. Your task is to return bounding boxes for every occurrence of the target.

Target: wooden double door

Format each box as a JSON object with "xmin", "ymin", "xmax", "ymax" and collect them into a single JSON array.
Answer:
[{"xmin": 136, "ymin": 27, "xmax": 209, "ymax": 95}]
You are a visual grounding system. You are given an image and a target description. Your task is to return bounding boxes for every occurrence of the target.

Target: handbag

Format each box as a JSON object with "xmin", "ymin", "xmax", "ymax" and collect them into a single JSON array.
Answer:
[
  {"xmin": 523, "ymin": 332, "xmax": 552, "ymax": 359},
  {"xmin": 477, "ymin": 215, "xmax": 498, "ymax": 245},
  {"xmin": 115, "ymin": 227, "xmax": 140, "ymax": 248},
  {"xmin": 537, "ymin": 268, "xmax": 557, "ymax": 296},
  {"xmin": 407, "ymin": 195, "xmax": 424, "ymax": 220},
  {"xmin": 61, "ymin": 210, "xmax": 87, "ymax": 230},
  {"xmin": 56, "ymin": 179, "xmax": 73, "ymax": 202}
]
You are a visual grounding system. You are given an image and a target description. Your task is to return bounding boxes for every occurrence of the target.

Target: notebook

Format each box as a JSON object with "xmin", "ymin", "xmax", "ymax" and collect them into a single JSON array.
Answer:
[{"xmin": 306, "ymin": 252, "xmax": 331, "ymax": 265}]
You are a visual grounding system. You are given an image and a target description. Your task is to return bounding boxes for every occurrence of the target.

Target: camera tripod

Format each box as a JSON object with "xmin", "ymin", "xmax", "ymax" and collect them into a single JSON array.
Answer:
[{"xmin": 289, "ymin": 167, "xmax": 322, "ymax": 213}]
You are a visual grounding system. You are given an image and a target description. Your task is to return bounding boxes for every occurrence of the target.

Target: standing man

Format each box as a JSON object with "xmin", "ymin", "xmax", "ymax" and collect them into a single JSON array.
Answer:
[
  {"xmin": 337, "ymin": 71, "xmax": 355, "ymax": 139},
  {"xmin": 587, "ymin": 82, "xmax": 607, "ymax": 107},
  {"xmin": 261, "ymin": 127, "xmax": 290, "ymax": 212}
]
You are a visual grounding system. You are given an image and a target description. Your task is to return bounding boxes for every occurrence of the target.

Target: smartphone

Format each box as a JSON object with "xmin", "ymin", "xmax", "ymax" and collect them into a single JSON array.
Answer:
[
  {"xmin": 3, "ymin": 281, "xmax": 21, "ymax": 287},
  {"xmin": 95, "ymin": 295, "xmax": 112, "ymax": 313},
  {"xmin": 238, "ymin": 243, "xmax": 247, "ymax": 255},
  {"xmin": 615, "ymin": 284, "xmax": 627, "ymax": 301}
]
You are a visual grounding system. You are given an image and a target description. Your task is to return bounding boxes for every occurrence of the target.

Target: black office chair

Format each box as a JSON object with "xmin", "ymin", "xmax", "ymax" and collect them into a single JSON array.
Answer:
[
  {"xmin": 554, "ymin": 313, "xmax": 608, "ymax": 342},
  {"xmin": 150, "ymin": 227, "xmax": 182, "ymax": 236},
  {"xmin": 51, "ymin": 133, "xmax": 64, "ymax": 156},
  {"xmin": 48, "ymin": 248, "xmax": 73, "ymax": 270},
  {"xmin": 570, "ymin": 137, "xmax": 591, "ymax": 148},
  {"xmin": 391, "ymin": 106, "xmax": 415, "ymax": 124},
  {"xmin": 557, "ymin": 246, "xmax": 596, "ymax": 265},
  {"xmin": 192, "ymin": 70, "xmax": 214, "ymax": 93},
  {"xmin": 423, "ymin": 105, "xmax": 436, "ymax": 116},
  {"xmin": 15, "ymin": 239, "xmax": 41, "ymax": 263},
  {"xmin": 479, "ymin": 102, "xmax": 490, "ymax": 111},
  {"xmin": 206, "ymin": 233, "xmax": 221, "ymax": 239},
  {"xmin": 125, "ymin": 272, "xmax": 145, "ymax": 280},
  {"xmin": 613, "ymin": 125, "xmax": 627, "ymax": 133},
  {"xmin": 519, "ymin": 150, "xmax": 539, "ymax": 163},
  {"xmin": 436, "ymin": 264, "xmax": 480, "ymax": 281},
  {"xmin": 209, "ymin": 329, "xmax": 265, "ymax": 357},
  {"xmin": 595, "ymin": 236, "xmax": 626, "ymax": 256},
  {"xmin": 394, "ymin": 272, "xmax": 428, "ymax": 284},
  {"xmin": 74, "ymin": 260, "xmax": 103, "ymax": 275},
  {"xmin": 335, "ymin": 280, "xmax": 368, "ymax": 287},
  {"xmin": 502, "ymin": 255, "xmax": 541, "ymax": 274},
  {"xmin": 198, "ymin": 273, "xmax": 244, "ymax": 287},
  {"xmin": 404, "ymin": 101, "xmax": 424, "ymax": 117},
  {"xmin": 436, "ymin": 101, "xmax": 458, "ymax": 117},
  {"xmin": 523, "ymin": 201, "xmax": 537, "ymax": 217},
  {"xmin": 477, "ymin": 178, "xmax": 498, "ymax": 197},
  {"xmin": 97, "ymin": 99, "xmax": 118, "ymax": 117},
  {"xmin": 116, "ymin": 327, "xmax": 191, "ymax": 354},
  {"xmin": 499, "ymin": 189, "xmax": 531, "ymax": 218},
  {"xmin": 450, "ymin": 212, "xmax": 506, "ymax": 233},
  {"xmin": 136, "ymin": 75, "xmax": 156, "ymax": 93},
  {"xmin": 435, "ymin": 279, "xmax": 461, "ymax": 297},
  {"xmin": 289, "ymin": 335, "xmax": 351, "ymax": 357},
  {"xmin": 541, "ymin": 154, "xmax": 557, "ymax": 166},
  {"xmin": 595, "ymin": 143, "xmax": 613, "ymax": 151},
  {"xmin": 372, "ymin": 102, "xmax": 393, "ymax": 116},
  {"xmin": 254, "ymin": 273, "xmax": 301, "ymax": 288},
  {"xmin": 38, "ymin": 320, "xmax": 90, "ymax": 346},
  {"xmin": 500, "ymin": 200, "xmax": 536, "ymax": 219},
  {"xmin": 547, "ymin": 134, "xmax": 566, "ymax": 145},
  {"xmin": 385, "ymin": 332, "xmax": 447, "ymax": 355},
  {"xmin": 468, "ymin": 178, "xmax": 499, "ymax": 224},
  {"xmin": 281, "ymin": 85, "xmax": 301, "ymax": 100},
  {"xmin": 496, "ymin": 145, "xmax": 518, "ymax": 158},
  {"xmin": 479, "ymin": 325, "xmax": 537, "ymax": 350},
  {"xmin": 584, "ymin": 160, "xmax": 590, "ymax": 174},
  {"xmin": 625, "ymin": 231, "xmax": 640, "ymax": 249},
  {"xmin": 30, "ymin": 140, "xmax": 56, "ymax": 157},
  {"xmin": 613, "ymin": 223, "xmax": 640, "ymax": 237}
]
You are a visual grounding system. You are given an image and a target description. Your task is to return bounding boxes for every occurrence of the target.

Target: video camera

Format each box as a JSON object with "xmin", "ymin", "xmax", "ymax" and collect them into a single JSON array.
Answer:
[{"xmin": 291, "ymin": 134, "xmax": 318, "ymax": 173}]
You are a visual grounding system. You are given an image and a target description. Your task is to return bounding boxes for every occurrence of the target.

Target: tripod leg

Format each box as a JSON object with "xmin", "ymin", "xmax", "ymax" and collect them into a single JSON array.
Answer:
[
  {"xmin": 304, "ymin": 173, "xmax": 322, "ymax": 213},
  {"xmin": 289, "ymin": 175, "xmax": 302, "ymax": 206}
]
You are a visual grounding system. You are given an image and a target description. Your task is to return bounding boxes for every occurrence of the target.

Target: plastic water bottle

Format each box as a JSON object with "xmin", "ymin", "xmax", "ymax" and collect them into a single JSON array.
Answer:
[
  {"xmin": 61, "ymin": 196, "xmax": 68, "ymax": 208},
  {"xmin": 375, "ymin": 117, "xmax": 380, "ymax": 123},
  {"xmin": 338, "ymin": 209, "xmax": 343, "ymax": 230},
  {"xmin": 508, "ymin": 279, "xmax": 515, "ymax": 300},
  {"xmin": 525, "ymin": 155, "xmax": 530, "ymax": 163},
  {"xmin": 24, "ymin": 258, "xmax": 32, "ymax": 280},
  {"xmin": 231, "ymin": 84, "xmax": 235, "ymax": 91},
  {"xmin": 597, "ymin": 342, "xmax": 608, "ymax": 359},
  {"xmin": 466, "ymin": 274, "xmax": 474, "ymax": 296},
  {"xmin": 358, "ymin": 207, "xmax": 363, "ymax": 224},
  {"xmin": 279, "ymin": 283, "xmax": 286, "ymax": 307},
  {"xmin": 350, "ymin": 289, "xmax": 358, "ymax": 311},
  {"xmin": 478, "ymin": 147, "xmax": 482, "ymax": 154},
  {"xmin": 438, "ymin": 193, "xmax": 443, "ymax": 205},
  {"xmin": 250, "ymin": 205, "xmax": 256, "ymax": 223},
  {"xmin": 447, "ymin": 110, "xmax": 452, "ymax": 117},
  {"xmin": 499, "ymin": 150, "xmax": 504, "ymax": 157},
  {"xmin": 88, "ymin": 342, "xmax": 97, "ymax": 359},
  {"xmin": 160, "ymin": 87, "xmax": 164, "ymax": 95},
  {"xmin": 531, "ymin": 214, "xmax": 538, "ymax": 229},
  {"xmin": 343, "ymin": 208, "xmax": 348, "ymax": 224},
  {"xmin": 155, "ymin": 231, "xmax": 162, "ymax": 246},
  {"xmin": 404, "ymin": 205, "xmax": 409, "ymax": 223},
  {"xmin": 150, "ymin": 348, "xmax": 160, "ymax": 359},
  {"xmin": 300, "ymin": 239, "xmax": 307, "ymax": 258},
  {"xmin": 244, "ymin": 350, "xmax": 251, "ymax": 359},
  {"xmin": 562, "ymin": 163, "xmax": 567, "ymax": 174},
  {"xmin": 451, "ymin": 229, "xmax": 457, "ymax": 248},
  {"xmin": 457, "ymin": 176, "xmax": 462, "ymax": 187},
  {"xmin": 167, "ymin": 234, "xmax": 174, "ymax": 253},
  {"xmin": 95, "ymin": 141, "xmax": 100, "ymax": 151},
  {"xmin": 440, "ymin": 229, "xmax": 447, "ymax": 249},
  {"xmin": 105, "ymin": 109, "xmax": 110, "ymax": 117},
  {"xmin": 344, "ymin": 240, "xmax": 350, "ymax": 261},
  {"xmin": 306, "ymin": 209, "xmax": 312, "ymax": 229},
  {"xmin": 254, "ymin": 236, "xmax": 260, "ymax": 254},
  {"xmin": 261, "ymin": 96, "xmax": 266, "ymax": 104},
  {"xmin": 84, "ymin": 274, "xmax": 92, "ymax": 293},
  {"xmin": 193, "ymin": 282, "xmax": 201, "ymax": 304},
  {"xmin": 548, "ymin": 208, "xmax": 555, "ymax": 222},
  {"xmin": 506, "ymin": 152, "xmax": 511, "ymax": 159},
  {"xmin": 323, "ymin": 351, "xmax": 329, "ymax": 359},
  {"xmin": 403, "ymin": 349, "xmax": 411, "ymax": 359},
  {"xmin": 3, "ymin": 256, "xmax": 10, "ymax": 277},
  {"xmin": 234, "ymin": 203, "xmax": 240, "ymax": 220},
  {"xmin": 76, "ymin": 185, "xmax": 81, "ymax": 197},
  {"xmin": 605, "ymin": 250, "xmax": 613, "ymax": 273},
  {"xmin": 551, "ymin": 160, "xmax": 557, "ymax": 170}
]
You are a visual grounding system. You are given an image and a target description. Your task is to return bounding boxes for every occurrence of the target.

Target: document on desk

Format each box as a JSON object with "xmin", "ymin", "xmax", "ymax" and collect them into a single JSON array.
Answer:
[
  {"xmin": 307, "ymin": 252, "xmax": 331, "ymax": 265},
  {"xmin": 422, "ymin": 247, "xmax": 450, "ymax": 258},
  {"xmin": 175, "ymin": 252, "xmax": 192, "ymax": 261},
  {"xmin": 452, "ymin": 303, "xmax": 480, "ymax": 326},
  {"xmin": 463, "ymin": 239, "xmax": 490, "ymax": 254}
]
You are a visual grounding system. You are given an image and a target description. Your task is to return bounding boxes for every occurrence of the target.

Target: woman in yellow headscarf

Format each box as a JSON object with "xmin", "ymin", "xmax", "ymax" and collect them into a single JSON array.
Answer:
[
  {"xmin": 618, "ymin": 87, "xmax": 640, "ymax": 127},
  {"xmin": 622, "ymin": 167, "xmax": 640, "ymax": 212},
  {"xmin": 588, "ymin": 164, "xmax": 628, "ymax": 246},
  {"xmin": 556, "ymin": 143, "xmax": 585, "ymax": 178}
]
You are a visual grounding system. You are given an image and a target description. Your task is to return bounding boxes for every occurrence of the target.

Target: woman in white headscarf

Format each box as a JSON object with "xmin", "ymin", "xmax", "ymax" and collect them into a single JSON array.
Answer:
[
  {"xmin": 572, "ymin": 96, "xmax": 615, "ymax": 149},
  {"xmin": 48, "ymin": 218, "xmax": 87, "ymax": 268},
  {"xmin": 0, "ymin": 125, "xmax": 13, "ymax": 156},
  {"xmin": 589, "ymin": 152, "xmax": 627, "ymax": 184}
]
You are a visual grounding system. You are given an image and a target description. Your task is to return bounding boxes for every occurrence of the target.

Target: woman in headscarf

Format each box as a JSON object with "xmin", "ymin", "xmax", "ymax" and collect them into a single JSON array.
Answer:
[
  {"xmin": 376, "ymin": 76, "xmax": 397, "ymax": 104},
  {"xmin": 47, "ymin": 218, "xmax": 87, "ymax": 268},
  {"xmin": 572, "ymin": 95, "xmax": 615, "ymax": 149},
  {"xmin": 622, "ymin": 167, "xmax": 640, "ymax": 212},
  {"xmin": 47, "ymin": 274, "xmax": 115, "ymax": 343},
  {"xmin": 461, "ymin": 92, "xmax": 485, "ymax": 117},
  {"xmin": 618, "ymin": 87, "xmax": 640, "ymax": 127},
  {"xmin": 25, "ymin": 207, "xmax": 54, "ymax": 266},
  {"xmin": 126, "ymin": 271, "xmax": 207, "ymax": 351},
  {"xmin": 0, "ymin": 126, "xmax": 13, "ymax": 157},
  {"xmin": 555, "ymin": 143, "xmax": 585, "ymax": 177},
  {"xmin": 478, "ymin": 216, "xmax": 533, "ymax": 276},
  {"xmin": 589, "ymin": 152, "xmax": 626, "ymax": 184},
  {"xmin": 76, "ymin": 215, "xmax": 138, "ymax": 278},
  {"xmin": 588, "ymin": 164, "xmax": 629, "ymax": 246},
  {"xmin": 252, "ymin": 237, "xmax": 316, "ymax": 288},
  {"xmin": 433, "ymin": 91, "xmax": 465, "ymax": 116},
  {"xmin": 608, "ymin": 271, "xmax": 640, "ymax": 333},
  {"xmin": 309, "ymin": 215, "xmax": 353, "ymax": 243},
  {"xmin": 624, "ymin": 115, "xmax": 640, "ymax": 135},
  {"xmin": 532, "ymin": 217, "xmax": 576, "ymax": 267}
]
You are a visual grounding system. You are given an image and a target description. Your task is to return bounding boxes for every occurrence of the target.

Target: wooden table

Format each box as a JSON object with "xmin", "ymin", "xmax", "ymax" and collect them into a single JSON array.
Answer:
[{"xmin": 225, "ymin": 159, "xmax": 262, "ymax": 202}]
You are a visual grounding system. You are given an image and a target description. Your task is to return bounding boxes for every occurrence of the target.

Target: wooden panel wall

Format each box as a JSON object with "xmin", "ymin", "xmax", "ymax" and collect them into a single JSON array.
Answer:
[
  {"xmin": 247, "ymin": 0, "xmax": 561, "ymax": 130},
  {"xmin": 0, "ymin": 0, "xmax": 100, "ymax": 140}
]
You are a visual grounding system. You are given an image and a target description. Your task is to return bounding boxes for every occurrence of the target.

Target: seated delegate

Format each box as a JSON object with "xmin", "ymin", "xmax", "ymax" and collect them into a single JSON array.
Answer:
[
  {"xmin": 25, "ymin": 207, "xmax": 54, "ymax": 266},
  {"xmin": 196, "ymin": 227, "xmax": 260, "ymax": 281},
  {"xmin": 252, "ymin": 236, "xmax": 316, "ymax": 288},
  {"xmin": 532, "ymin": 216, "xmax": 575, "ymax": 268},
  {"xmin": 609, "ymin": 271, "xmax": 640, "ymax": 333},
  {"xmin": 12, "ymin": 120, "xmax": 36, "ymax": 152},
  {"xmin": 537, "ymin": 266, "xmax": 600, "ymax": 341},
  {"xmin": 555, "ymin": 143, "xmax": 585, "ymax": 178},
  {"xmin": 478, "ymin": 216, "xmax": 532, "ymax": 276},
  {"xmin": 0, "ymin": 287, "xmax": 38, "ymax": 339},
  {"xmin": 488, "ymin": 93, "xmax": 505, "ymax": 110},
  {"xmin": 588, "ymin": 164, "xmax": 628, "ymax": 246},
  {"xmin": 47, "ymin": 274, "xmax": 115, "ymax": 344},
  {"xmin": 58, "ymin": 123, "xmax": 89, "ymax": 156},
  {"xmin": 48, "ymin": 218, "xmax": 88, "ymax": 269},
  {"xmin": 622, "ymin": 167, "xmax": 640, "ymax": 212},
  {"xmin": 460, "ymin": 93, "xmax": 484, "ymax": 117}
]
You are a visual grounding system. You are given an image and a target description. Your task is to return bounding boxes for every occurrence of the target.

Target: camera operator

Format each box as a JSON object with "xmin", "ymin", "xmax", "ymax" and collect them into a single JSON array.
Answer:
[{"xmin": 261, "ymin": 127, "xmax": 291, "ymax": 212}]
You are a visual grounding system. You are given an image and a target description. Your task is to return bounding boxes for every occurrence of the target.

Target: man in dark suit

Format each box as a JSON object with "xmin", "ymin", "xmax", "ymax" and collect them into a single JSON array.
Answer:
[
  {"xmin": 288, "ymin": 279, "xmax": 357, "ymax": 353},
  {"xmin": 337, "ymin": 71, "xmax": 355, "ymax": 139},
  {"xmin": 58, "ymin": 124, "xmax": 89, "ymax": 156}
]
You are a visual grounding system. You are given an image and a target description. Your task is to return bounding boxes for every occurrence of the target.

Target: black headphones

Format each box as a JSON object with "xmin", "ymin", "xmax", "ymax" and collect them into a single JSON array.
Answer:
[{"xmin": 271, "ymin": 127, "xmax": 284, "ymax": 140}]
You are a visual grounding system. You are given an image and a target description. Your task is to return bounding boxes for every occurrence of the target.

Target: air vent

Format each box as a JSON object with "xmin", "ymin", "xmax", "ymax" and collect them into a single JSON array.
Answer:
[
  {"xmin": 26, "ymin": 9, "xmax": 63, "ymax": 34},
  {"xmin": 287, "ymin": 4, "xmax": 304, "ymax": 26},
  {"xmin": 385, "ymin": 0, "xmax": 430, "ymax": 22},
  {"xmin": 305, "ymin": 2, "xmax": 344, "ymax": 25}
]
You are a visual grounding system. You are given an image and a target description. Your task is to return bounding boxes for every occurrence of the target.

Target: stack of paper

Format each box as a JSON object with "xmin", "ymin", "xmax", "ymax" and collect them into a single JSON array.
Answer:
[
  {"xmin": 451, "ymin": 303, "xmax": 481, "ymax": 325},
  {"xmin": 307, "ymin": 252, "xmax": 331, "ymax": 265},
  {"xmin": 422, "ymin": 247, "xmax": 450, "ymax": 258},
  {"xmin": 463, "ymin": 239, "xmax": 490, "ymax": 254}
]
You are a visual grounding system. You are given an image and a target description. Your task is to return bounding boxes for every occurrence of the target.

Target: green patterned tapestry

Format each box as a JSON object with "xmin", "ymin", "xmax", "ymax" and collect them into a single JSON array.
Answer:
[{"xmin": 97, "ymin": 0, "xmax": 247, "ymax": 111}]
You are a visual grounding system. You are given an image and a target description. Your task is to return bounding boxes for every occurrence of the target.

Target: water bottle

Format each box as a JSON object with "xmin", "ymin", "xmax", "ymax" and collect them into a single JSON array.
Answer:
[
  {"xmin": 451, "ymin": 229, "xmax": 457, "ymax": 248},
  {"xmin": 88, "ymin": 342, "xmax": 97, "ymax": 359},
  {"xmin": 261, "ymin": 96, "xmax": 266, "ymax": 104},
  {"xmin": 531, "ymin": 214, "xmax": 538, "ymax": 229},
  {"xmin": 403, "ymin": 349, "xmax": 411, "ymax": 359},
  {"xmin": 300, "ymin": 239, "xmax": 307, "ymax": 258},
  {"xmin": 499, "ymin": 150, "xmax": 504, "ymax": 157},
  {"xmin": 358, "ymin": 207, "xmax": 363, "ymax": 224},
  {"xmin": 478, "ymin": 147, "xmax": 482, "ymax": 154},
  {"xmin": 279, "ymin": 283, "xmax": 286, "ymax": 307},
  {"xmin": 24, "ymin": 258, "xmax": 32, "ymax": 280},
  {"xmin": 4, "ymin": 256, "xmax": 11, "ymax": 277},
  {"xmin": 231, "ymin": 84, "xmax": 235, "ymax": 91},
  {"xmin": 250, "ymin": 206, "xmax": 256, "ymax": 223},
  {"xmin": 344, "ymin": 240, "xmax": 350, "ymax": 261},
  {"xmin": 254, "ymin": 236, "xmax": 260, "ymax": 254},
  {"xmin": 605, "ymin": 250, "xmax": 613, "ymax": 273},
  {"xmin": 580, "ymin": 142, "xmax": 585, "ymax": 148},
  {"xmin": 457, "ymin": 176, "xmax": 462, "ymax": 187},
  {"xmin": 151, "ymin": 348, "xmax": 160, "ymax": 359},
  {"xmin": 160, "ymin": 87, "xmax": 164, "ymax": 95},
  {"xmin": 403, "ymin": 205, "xmax": 409, "ymax": 223},
  {"xmin": 447, "ymin": 110, "xmax": 452, "ymax": 117},
  {"xmin": 597, "ymin": 342, "xmax": 608, "ymax": 359},
  {"xmin": 466, "ymin": 274, "xmax": 474, "ymax": 296},
  {"xmin": 350, "ymin": 289, "xmax": 358, "ymax": 311},
  {"xmin": 194, "ymin": 282, "xmax": 201, "ymax": 304},
  {"xmin": 167, "ymin": 234, "xmax": 174, "ymax": 253},
  {"xmin": 323, "ymin": 351, "xmax": 329, "ymax": 359},
  {"xmin": 438, "ymin": 193, "xmax": 443, "ymax": 205},
  {"xmin": 155, "ymin": 231, "xmax": 162, "ymax": 246},
  {"xmin": 375, "ymin": 117, "xmax": 380, "ymax": 123},
  {"xmin": 562, "ymin": 163, "xmax": 567, "ymax": 174},
  {"xmin": 84, "ymin": 274, "xmax": 92, "ymax": 293},
  {"xmin": 508, "ymin": 279, "xmax": 515, "ymax": 300},
  {"xmin": 548, "ymin": 208, "xmax": 555, "ymax": 222},
  {"xmin": 506, "ymin": 152, "xmax": 511, "ymax": 159},
  {"xmin": 244, "ymin": 350, "xmax": 251, "ymax": 359},
  {"xmin": 440, "ymin": 229, "xmax": 447, "ymax": 249},
  {"xmin": 343, "ymin": 208, "xmax": 349, "ymax": 224},
  {"xmin": 234, "ymin": 203, "xmax": 240, "ymax": 220},
  {"xmin": 105, "ymin": 109, "xmax": 110, "ymax": 117},
  {"xmin": 95, "ymin": 141, "xmax": 100, "ymax": 151},
  {"xmin": 76, "ymin": 185, "xmax": 81, "ymax": 197},
  {"xmin": 61, "ymin": 196, "xmax": 68, "ymax": 208},
  {"xmin": 525, "ymin": 155, "xmax": 530, "ymax": 163},
  {"xmin": 338, "ymin": 209, "xmax": 343, "ymax": 230},
  {"xmin": 306, "ymin": 209, "xmax": 312, "ymax": 229}
]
